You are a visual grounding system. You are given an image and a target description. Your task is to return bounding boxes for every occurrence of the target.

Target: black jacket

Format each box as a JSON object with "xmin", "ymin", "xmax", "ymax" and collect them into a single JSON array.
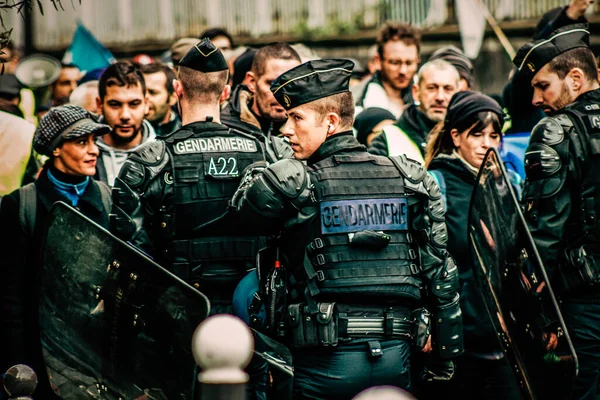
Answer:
[
  {"xmin": 429, "ymin": 155, "xmax": 500, "ymax": 353},
  {"xmin": 368, "ymin": 104, "xmax": 436, "ymax": 157},
  {"xmin": 0, "ymin": 167, "xmax": 110, "ymax": 398},
  {"xmin": 221, "ymin": 84, "xmax": 292, "ymax": 163}
]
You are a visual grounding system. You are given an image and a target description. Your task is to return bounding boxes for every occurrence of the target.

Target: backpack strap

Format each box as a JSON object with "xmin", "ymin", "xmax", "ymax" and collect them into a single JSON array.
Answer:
[
  {"xmin": 19, "ymin": 183, "xmax": 37, "ymax": 237},
  {"xmin": 96, "ymin": 181, "xmax": 112, "ymax": 215}
]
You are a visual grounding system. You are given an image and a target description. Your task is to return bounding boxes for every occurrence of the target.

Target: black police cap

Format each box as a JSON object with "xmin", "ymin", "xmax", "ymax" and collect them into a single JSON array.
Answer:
[
  {"xmin": 513, "ymin": 23, "xmax": 590, "ymax": 80},
  {"xmin": 178, "ymin": 38, "xmax": 228, "ymax": 72},
  {"xmin": 270, "ymin": 58, "xmax": 354, "ymax": 110}
]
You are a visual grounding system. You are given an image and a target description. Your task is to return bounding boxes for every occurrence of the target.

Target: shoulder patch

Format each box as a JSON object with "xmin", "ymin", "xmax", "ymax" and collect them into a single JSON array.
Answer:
[
  {"xmin": 133, "ymin": 140, "xmax": 167, "ymax": 166},
  {"xmin": 389, "ymin": 154, "xmax": 426, "ymax": 184}
]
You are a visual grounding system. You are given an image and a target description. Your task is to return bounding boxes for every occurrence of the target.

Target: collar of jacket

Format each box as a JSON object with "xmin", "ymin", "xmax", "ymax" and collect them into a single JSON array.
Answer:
[
  {"xmin": 229, "ymin": 84, "xmax": 263, "ymax": 131},
  {"xmin": 35, "ymin": 166, "xmax": 105, "ymax": 213},
  {"xmin": 396, "ymin": 104, "xmax": 437, "ymax": 148},
  {"xmin": 571, "ymin": 87, "xmax": 600, "ymax": 105},
  {"xmin": 161, "ymin": 120, "xmax": 230, "ymax": 142},
  {"xmin": 307, "ymin": 131, "xmax": 365, "ymax": 166}
]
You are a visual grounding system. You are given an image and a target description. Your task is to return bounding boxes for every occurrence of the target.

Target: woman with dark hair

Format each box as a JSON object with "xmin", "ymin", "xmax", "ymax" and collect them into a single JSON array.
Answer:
[
  {"xmin": 0, "ymin": 105, "xmax": 112, "ymax": 399},
  {"xmin": 424, "ymin": 91, "xmax": 520, "ymax": 399}
]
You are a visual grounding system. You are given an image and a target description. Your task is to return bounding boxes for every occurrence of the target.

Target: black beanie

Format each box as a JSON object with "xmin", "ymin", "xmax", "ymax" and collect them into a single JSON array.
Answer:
[
  {"xmin": 444, "ymin": 91, "xmax": 504, "ymax": 131},
  {"xmin": 353, "ymin": 107, "xmax": 397, "ymax": 145}
]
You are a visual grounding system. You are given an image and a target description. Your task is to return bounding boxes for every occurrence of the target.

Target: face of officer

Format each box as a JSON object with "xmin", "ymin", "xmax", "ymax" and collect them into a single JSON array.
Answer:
[
  {"xmin": 451, "ymin": 118, "xmax": 501, "ymax": 169},
  {"xmin": 98, "ymin": 82, "xmax": 149, "ymax": 147},
  {"xmin": 281, "ymin": 103, "xmax": 333, "ymax": 160},
  {"xmin": 143, "ymin": 71, "xmax": 176, "ymax": 124},
  {"xmin": 531, "ymin": 63, "xmax": 579, "ymax": 114},
  {"xmin": 248, "ymin": 58, "xmax": 301, "ymax": 122},
  {"xmin": 52, "ymin": 66, "xmax": 81, "ymax": 105},
  {"xmin": 52, "ymin": 134, "xmax": 100, "ymax": 177},
  {"xmin": 413, "ymin": 65, "xmax": 459, "ymax": 122},
  {"xmin": 378, "ymin": 40, "xmax": 419, "ymax": 92}
]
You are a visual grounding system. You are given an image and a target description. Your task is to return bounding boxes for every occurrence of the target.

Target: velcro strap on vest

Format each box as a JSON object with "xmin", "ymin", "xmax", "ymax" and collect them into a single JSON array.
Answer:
[
  {"xmin": 308, "ymin": 232, "xmax": 413, "ymax": 251},
  {"xmin": 317, "ymin": 265, "xmax": 419, "ymax": 281},
  {"xmin": 312, "ymin": 246, "xmax": 418, "ymax": 265},
  {"xmin": 173, "ymin": 237, "xmax": 259, "ymax": 262}
]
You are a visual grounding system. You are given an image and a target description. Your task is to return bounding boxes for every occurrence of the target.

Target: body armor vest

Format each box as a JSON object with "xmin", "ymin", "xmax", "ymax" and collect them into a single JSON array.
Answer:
[
  {"xmin": 562, "ymin": 101, "xmax": 600, "ymax": 251},
  {"xmin": 286, "ymin": 152, "xmax": 423, "ymax": 305},
  {"xmin": 161, "ymin": 123, "xmax": 266, "ymax": 293}
]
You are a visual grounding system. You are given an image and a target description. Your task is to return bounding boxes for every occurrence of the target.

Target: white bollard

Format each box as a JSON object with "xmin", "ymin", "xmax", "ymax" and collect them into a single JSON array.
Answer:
[
  {"xmin": 353, "ymin": 385, "xmax": 417, "ymax": 400},
  {"xmin": 3, "ymin": 365, "xmax": 38, "ymax": 400},
  {"xmin": 192, "ymin": 314, "xmax": 254, "ymax": 400}
]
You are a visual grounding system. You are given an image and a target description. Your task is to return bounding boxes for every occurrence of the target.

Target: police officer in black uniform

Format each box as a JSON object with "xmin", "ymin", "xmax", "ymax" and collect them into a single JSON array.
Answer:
[
  {"xmin": 110, "ymin": 39, "xmax": 267, "ymax": 314},
  {"xmin": 231, "ymin": 59, "xmax": 463, "ymax": 399},
  {"xmin": 514, "ymin": 24, "xmax": 600, "ymax": 399}
]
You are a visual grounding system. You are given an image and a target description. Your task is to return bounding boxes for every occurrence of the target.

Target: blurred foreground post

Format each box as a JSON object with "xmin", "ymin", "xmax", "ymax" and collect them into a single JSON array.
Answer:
[
  {"xmin": 192, "ymin": 314, "xmax": 253, "ymax": 400},
  {"xmin": 3, "ymin": 365, "xmax": 37, "ymax": 400}
]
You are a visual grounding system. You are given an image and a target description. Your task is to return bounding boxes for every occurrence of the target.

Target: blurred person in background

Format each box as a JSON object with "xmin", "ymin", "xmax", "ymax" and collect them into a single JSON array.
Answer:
[
  {"xmin": 368, "ymin": 59, "xmax": 459, "ymax": 162},
  {"xmin": 353, "ymin": 23, "xmax": 421, "ymax": 118},
  {"xmin": 170, "ymin": 37, "xmax": 197, "ymax": 69},
  {"xmin": 353, "ymin": 106, "xmax": 396, "ymax": 147},
  {"xmin": 1, "ymin": 41, "xmax": 36, "ymax": 124},
  {"xmin": 50, "ymin": 63, "xmax": 81, "ymax": 107},
  {"xmin": 69, "ymin": 81, "xmax": 100, "ymax": 114},
  {"xmin": 140, "ymin": 62, "xmax": 181, "ymax": 136},
  {"xmin": 201, "ymin": 27, "xmax": 234, "ymax": 51},
  {"xmin": 221, "ymin": 42, "xmax": 301, "ymax": 162},
  {"xmin": 424, "ymin": 90, "xmax": 521, "ymax": 400},
  {"xmin": 428, "ymin": 46, "xmax": 474, "ymax": 91},
  {"xmin": 94, "ymin": 61, "xmax": 155, "ymax": 186}
]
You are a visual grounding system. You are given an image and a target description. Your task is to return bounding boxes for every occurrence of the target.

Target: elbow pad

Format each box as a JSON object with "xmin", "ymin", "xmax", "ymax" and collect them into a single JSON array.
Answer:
[{"xmin": 430, "ymin": 254, "xmax": 459, "ymax": 302}]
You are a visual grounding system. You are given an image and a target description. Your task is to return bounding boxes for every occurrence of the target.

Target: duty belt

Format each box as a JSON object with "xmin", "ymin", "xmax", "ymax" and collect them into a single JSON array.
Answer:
[{"xmin": 344, "ymin": 316, "xmax": 414, "ymax": 339}]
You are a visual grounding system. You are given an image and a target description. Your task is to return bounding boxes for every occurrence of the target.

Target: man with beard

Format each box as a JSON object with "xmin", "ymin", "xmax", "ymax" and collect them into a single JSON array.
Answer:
[
  {"xmin": 353, "ymin": 23, "xmax": 421, "ymax": 119},
  {"xmin": 368, "ymin": 59, "xmax": 459, "ymax": 162},
  {"xmin": 221, "ymin": 42, "xmax": 301, "ymax": 162},
  {"xmin": 140, "ymin": 62, "xmax": 181, "ymax": 136},
  {"xmin": 94, "ymin": 61, "xmax": 155, "ymax": 186},
  {"xmin": 514, "ymin": 24, "xmax": 600, "ymax": 399}
]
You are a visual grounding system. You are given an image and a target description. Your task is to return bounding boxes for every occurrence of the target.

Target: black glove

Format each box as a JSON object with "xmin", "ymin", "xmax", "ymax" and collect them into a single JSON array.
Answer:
[{"xmin": 420, "ymin": 358, "xmax": 456, "ymax": 382}]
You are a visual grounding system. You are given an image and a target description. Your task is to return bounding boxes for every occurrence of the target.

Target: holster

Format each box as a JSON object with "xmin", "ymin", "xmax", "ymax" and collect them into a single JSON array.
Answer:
[
  {"xmin": 559, "ymin": 245, "xmax": 600, "ymax": 293},
  {"xmin": 433, "ymin": 295, "xmax": 463, "ymax": 359},
  {"xmin": 413, "ymin": 307, "xmax": 431, "ymax": 350},
  {"xmin": 287, "ymin": 302, "xmax": 338, "ymax": 348}
]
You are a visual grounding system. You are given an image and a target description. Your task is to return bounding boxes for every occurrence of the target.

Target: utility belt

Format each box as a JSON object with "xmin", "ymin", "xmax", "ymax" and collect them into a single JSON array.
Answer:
[
  {"xmin": 286, "ymin": 302, "xmax": 430, "ymax": 349},
  {"xmin": 559, "ymin": 245, "xmax": 600, "ymax": 293},
  {"xmin": 170, "ymin": 236, "xmax": 262, "ymax": 280}
]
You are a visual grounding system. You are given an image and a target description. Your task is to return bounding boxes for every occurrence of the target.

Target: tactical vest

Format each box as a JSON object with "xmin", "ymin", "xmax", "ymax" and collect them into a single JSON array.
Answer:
[
  {"xmin": 562, "ymin": 101, "xmax": 600, "ymax": 251},
  {"xmin": 162, "ymin": 123, "xmax": 267, "ymax": 292},
  {"xmin": 286, "ymin": 152, "xmax": 423, "ymax": 306}
]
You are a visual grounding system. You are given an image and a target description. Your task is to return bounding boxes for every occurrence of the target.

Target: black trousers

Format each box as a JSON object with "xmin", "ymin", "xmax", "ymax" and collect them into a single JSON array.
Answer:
[
  {"xmin": 563, "ymin": 301, "xmax": 600, "ymax": 400},
  {"xmin": 292, "ymin": 339, "xmax": 412, "ymax": 400}
]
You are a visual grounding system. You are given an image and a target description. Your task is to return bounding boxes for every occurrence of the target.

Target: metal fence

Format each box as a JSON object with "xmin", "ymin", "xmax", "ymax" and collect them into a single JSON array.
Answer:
[{"xmin": 1, "ymin": 0, "xmax": 598, "ymax": 50}]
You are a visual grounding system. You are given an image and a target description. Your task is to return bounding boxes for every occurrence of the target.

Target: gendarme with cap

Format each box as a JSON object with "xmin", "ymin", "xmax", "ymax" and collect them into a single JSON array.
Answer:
[
  {"xmin": 512, "ymin": 23, "xmax": 590, "ymax": 81},
  {"xmin": 270, "ymin": 58, "xmax": 355, "ymax": 110},
  {"xmin": 178, "ymin": 38, "xmax": 228, "ymax": 73}
]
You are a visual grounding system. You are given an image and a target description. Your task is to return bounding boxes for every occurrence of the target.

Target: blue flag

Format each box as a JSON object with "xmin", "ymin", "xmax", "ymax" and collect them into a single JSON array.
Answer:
[{"xmin": 62, "ymin": 23, "xmax": 115, "ymax": 72}]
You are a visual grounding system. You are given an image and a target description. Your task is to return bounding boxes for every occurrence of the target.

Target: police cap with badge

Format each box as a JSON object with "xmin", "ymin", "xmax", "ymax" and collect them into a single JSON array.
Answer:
[
  {"xmin": 513, "ymin": 23, "xmax": 590, "ymax": 81},
  {"xmin": 270, "ymin": 58, "xmax": 355, "ymax": 110}
]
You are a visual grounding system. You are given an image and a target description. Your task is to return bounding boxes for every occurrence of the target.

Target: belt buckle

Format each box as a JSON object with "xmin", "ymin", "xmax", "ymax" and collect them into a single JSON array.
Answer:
[{"xmin": 367, "ymin": 340, "xmax": 383, "ymax": 358}]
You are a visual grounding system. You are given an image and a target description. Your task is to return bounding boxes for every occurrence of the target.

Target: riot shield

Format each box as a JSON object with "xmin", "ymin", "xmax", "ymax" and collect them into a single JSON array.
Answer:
[
  {"xmin": 39, "ymin": 202, "xmax": 210, "ymax": 399},
  {"xmin": 468, "ymin": 148, "xmax": 578, "ymax": 400}
]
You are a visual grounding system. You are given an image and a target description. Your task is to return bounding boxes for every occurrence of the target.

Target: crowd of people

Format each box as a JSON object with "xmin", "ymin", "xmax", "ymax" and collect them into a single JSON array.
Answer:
[{"xmin": 1, "ymin": 0, "xmax": 600, "ymax": 399}]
